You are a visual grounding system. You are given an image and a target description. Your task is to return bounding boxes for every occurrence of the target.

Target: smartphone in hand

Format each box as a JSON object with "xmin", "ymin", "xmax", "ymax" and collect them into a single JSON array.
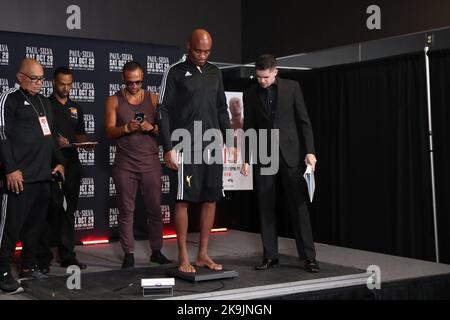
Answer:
[{"xmin": 134, "ymin": 112, "xmax": 145, "ymax": 123}]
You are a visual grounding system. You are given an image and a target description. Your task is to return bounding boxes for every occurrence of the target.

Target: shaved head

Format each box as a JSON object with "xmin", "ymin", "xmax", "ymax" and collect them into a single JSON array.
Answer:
[
  {"xmin": 187, "ymin": 29, "xmax": 213, "ymax": 66},
  {"xmin": 16, "ymin": 58, "xmax": 45, "ymax": 95},
  {"xmin": 18, "ymin": 58, "xmax": 43, "ymax": 75},
  {"xmin": 188, "ymin": 29, "xmax": 212, "ymax": 47}
]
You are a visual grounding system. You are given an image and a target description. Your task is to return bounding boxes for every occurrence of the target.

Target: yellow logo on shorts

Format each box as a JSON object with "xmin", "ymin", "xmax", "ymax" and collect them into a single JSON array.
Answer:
[{"xmin": 185, "ymin": 175, "xmax": 193, "ymax": 188}]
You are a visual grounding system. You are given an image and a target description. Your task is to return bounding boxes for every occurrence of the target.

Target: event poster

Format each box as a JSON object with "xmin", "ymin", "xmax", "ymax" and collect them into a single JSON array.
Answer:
[{"xmin": 223, "ymin": 91, "xmax": 253, "ymax": 191}]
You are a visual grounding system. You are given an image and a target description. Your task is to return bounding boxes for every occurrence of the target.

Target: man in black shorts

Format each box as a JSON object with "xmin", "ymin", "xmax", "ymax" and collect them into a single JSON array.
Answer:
[{"xmin": 158, "ymin": 29, "xmax": 231, "ymax": 273}]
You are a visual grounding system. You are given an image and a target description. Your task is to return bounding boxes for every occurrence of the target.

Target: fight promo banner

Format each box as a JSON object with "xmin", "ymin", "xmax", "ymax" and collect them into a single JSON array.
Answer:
[{"xmin": 0, "ymin": 30, "xmax": 179, "ymax": 243}]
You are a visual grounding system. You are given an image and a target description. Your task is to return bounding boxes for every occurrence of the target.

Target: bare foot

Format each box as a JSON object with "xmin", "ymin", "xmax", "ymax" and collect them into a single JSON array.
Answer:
[
  {"xmin": 178, "ymin": 260, "xmax": 196, "ymax": 273},
  {"xmin": 196, "ymin": 256, "xmax": 223, "ymax": 271}
]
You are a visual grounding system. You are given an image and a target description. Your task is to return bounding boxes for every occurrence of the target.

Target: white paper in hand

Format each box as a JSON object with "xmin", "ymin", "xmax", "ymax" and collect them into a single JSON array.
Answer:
[{"xmin": 303, "ymin": 164, "xmax": 315, "ymax": 202}]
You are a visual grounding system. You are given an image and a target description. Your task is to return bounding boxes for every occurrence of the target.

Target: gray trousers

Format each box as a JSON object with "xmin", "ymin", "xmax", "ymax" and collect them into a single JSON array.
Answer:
[{"xmin": 113, "ymin": 166, "xmax": 162, "ymax": 253}]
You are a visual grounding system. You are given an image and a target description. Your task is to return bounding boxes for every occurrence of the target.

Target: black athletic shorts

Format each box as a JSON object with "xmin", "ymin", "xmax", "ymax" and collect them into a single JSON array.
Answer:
[{"xmin": 176, "ymin": 150, "xmax": 224, "ymax": 202}]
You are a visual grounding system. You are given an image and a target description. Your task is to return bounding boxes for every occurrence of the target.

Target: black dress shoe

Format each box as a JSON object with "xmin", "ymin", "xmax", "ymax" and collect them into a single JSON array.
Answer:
[
  {"xmin": 255, "ymin": 259, "xmax": 279, "ymax": 270},
  {"xmin": 150, "ymin": 250, "xmax": 172, "ymax": 265},
  {"xmin": 60, "ymin": 259, "xmax": 87, "ymax": 269},
  {"xmin": 121, "ymin": 253, "xmax": 135, "ymax": 269},
  {"xmin": 305, "ymin": 259, "xmax": 320, "ymax": 273}
]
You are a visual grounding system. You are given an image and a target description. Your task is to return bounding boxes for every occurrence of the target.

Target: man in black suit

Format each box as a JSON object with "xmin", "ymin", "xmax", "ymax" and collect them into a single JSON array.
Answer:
[{"xmin": 240, "ymin": 54, "xmax": 319, "ymax": 273}]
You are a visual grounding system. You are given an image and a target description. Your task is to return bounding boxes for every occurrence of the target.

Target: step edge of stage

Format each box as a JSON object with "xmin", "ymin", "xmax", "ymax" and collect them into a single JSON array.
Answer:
[{"xmin": 160, "ymin": 272, "xmax": 369, "ymax": 300}]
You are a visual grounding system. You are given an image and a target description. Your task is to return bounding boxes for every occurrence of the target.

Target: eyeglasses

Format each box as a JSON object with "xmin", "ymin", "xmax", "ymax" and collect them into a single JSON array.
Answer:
[
  {"xmin": 124, "ymin": 80, "xmax": 143, "ymax": 87},
  {"xmin": 21, "ymin": 72, "xmax": 45, "ymax": 83}
]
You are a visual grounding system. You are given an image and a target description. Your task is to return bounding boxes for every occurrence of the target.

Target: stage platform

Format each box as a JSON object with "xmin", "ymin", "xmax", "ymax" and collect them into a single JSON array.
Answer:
[{"xmin": 1, "ymin": 230, "xmax": 450, "ymax": 300}]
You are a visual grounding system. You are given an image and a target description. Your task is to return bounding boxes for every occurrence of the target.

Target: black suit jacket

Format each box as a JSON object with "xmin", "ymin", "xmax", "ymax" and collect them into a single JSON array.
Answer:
[{"xmin": 243, "ymin": 77, "xmax": 315, "ymax": 167}]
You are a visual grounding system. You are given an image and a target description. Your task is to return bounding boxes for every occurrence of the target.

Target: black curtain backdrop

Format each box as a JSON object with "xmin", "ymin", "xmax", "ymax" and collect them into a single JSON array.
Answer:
[
  {"xmin": 224, "ymin": 52, "xmax": 441, "ymax": 262},
  {"xmin": 429, "ymin": 49, "xmax": 450, "ymax": 264},
  {"xmin": 299, "ymin": 54, "xmax": 435, "ymax": 261}
]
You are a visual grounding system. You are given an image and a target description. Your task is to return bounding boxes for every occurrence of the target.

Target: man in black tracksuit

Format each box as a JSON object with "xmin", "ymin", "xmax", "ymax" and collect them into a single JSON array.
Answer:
[
  {"xmin": 158, "ymin": 29, "xmax": 231, "ymax": 273},
  {"xmin": 37, "ymin": 67, "xmax": 88, "ymax": 273},
  {"xmin": 0, "ymin": 58, "xmax": 65, "ymax": 294}
]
